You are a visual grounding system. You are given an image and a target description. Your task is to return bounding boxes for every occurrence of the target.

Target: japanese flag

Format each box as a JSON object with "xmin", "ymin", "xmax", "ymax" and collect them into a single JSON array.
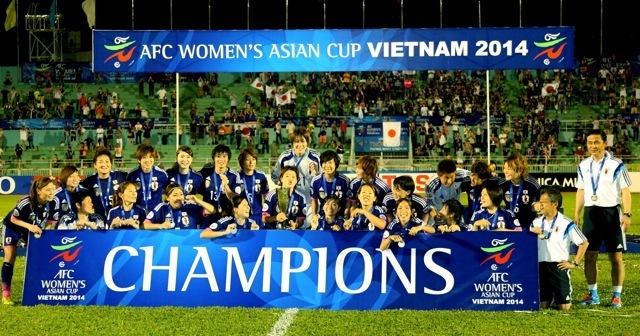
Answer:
[
  {"xmin": 383, "ymin": 122, "xmax": 401, "ymax": 147},
  {"xmin": 276, "ymin": 90, "xmax": 291, "ymax": 106},
  {"xmin": 266, "ymin": 85, "xmax": 275, "ymax": 99},
  {"xmin": 251, "ymin": 77, "xmax": 264, "ymax": 91},
  {"xmin": 541, "ymin": 83, "xmax": 559, "ymax": 97}
]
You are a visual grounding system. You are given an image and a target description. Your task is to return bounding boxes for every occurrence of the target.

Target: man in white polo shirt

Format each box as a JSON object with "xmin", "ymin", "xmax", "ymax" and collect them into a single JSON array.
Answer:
[{"xmin": 574, "ymin": 130, "xmax": 632, "ymax": 309}]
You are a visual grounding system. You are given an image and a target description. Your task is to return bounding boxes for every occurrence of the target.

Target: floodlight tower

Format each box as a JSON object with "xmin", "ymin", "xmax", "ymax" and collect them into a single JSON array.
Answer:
[{"xmin": 24, "ymin": 2, "xmax": 63, "ymax": 62}]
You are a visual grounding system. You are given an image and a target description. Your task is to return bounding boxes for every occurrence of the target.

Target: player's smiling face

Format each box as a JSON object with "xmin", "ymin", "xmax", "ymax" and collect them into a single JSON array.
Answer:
[
  {"xmin": 177, "ymin": 151, "xmax": 192, "ymax": 170},
  {"xmin": 395, "ymin": 200, "xmax": 412, "ymax": 223},
  {"xmin": 234, "ymin": 199, "xmax": 251, "ymax": 218},
  {"xmin": 323, "ymin": 199, "xmax": 340, "ymax": 217},
  {"xmin": 66, "ymin": 171, "xmax": 81, "ymax": 190},
  {"xmin": 292, "ymin": 136, "xmax": 308, "ymax": 156},
  {"xmin": 167, "ymin": 188, "xmax": 184, "ymax": 209},
  {"xmin": 243, "ymin": 155, "xmax": 257, "ymax": 172},
  {"xmin": 357, "ymin": 185, "xmax": 376, "ymax": 207},
  {"xmin": 95, "ymin": 154, "xmax": 112, "ymax": 176},
  {"xmin": 139, "ymin": 154, "xmax": 155, "ymax": 173}
]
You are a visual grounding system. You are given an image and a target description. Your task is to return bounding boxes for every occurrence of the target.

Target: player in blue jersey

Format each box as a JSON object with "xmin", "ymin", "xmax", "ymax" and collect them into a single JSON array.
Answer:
[
  {"xmin": 263, "ymin": 166, "xmax": 307, "ymax": 229},
  {"xmin": 470, "ymin": 184, "xmax": 522, "ymax": 231},
  {"xmin": 433, "ymin": 198, "xmax": 466, "ymax": 233},
  {"xmin": 425, "ymin": 159, "xmax": 472, "ymax": 224},
  {"xmin": 310, "ymin": 150, "xmax": 350, "ymax": 220},
  {"xmin": 80, "ymin": 148, "xmax": 127, "ymax": 219},
  {"xmin": 381, "ymin": 175, "xmax": 429, "ymax": 223},
  {"xmin": 310, "ymin": 194, "xmax": 346, "ymax": 231},
  {"xmin": 271, "ymin": 127, "xmax": 320, "ymax": 225},
  {"xmin": 201, "ymin": 194, "xmax": 260, "ymax": 239},
  {"xmin": 127, "ymin": 144, "xmax": 169, "ymax": 213},
  {"xmin": 347, "ymin": 155, "xmax": 391, "ymax": 217},
  {"xmin": 343, "ymin": 182, "xmax": 387, "ymax": 231},
  {"xmin": 499, "ymin": 153, "xmax": 541, "ymax": 230},
  {"xmin": 107, "ymin": 181, "xmax": 146, "ymax": 229},
  {"xmin": 466, "ymin": 160, "xmax": 505, "ymax": 224},
  {"xmin": 2, "ymin": 177, "xmax": 57, "ymax": 305},
  {"xmin": 380, "ymin": 198, "xmax": 434, "ymax": 251},
  {"xmin": 166, "ymin": 146, "xmax": 204, "ymax": 196},
  {"xmin": 199, "ymin": 144, "xmax": 241, "ymax": 224},
  {"xmin": 51, "ymin": 165, "xmax": 87, "ymax": 225},
  {"xmin": 57, "ymin": 189, "xmax": 107, "ymax": 230},
  {"xmin": 237, "ymin": 147, "xmax": 270, "ymax": 228},
  {"xmin": 144, "ymin": 182, "xmax": 216, "ymax": 230}
]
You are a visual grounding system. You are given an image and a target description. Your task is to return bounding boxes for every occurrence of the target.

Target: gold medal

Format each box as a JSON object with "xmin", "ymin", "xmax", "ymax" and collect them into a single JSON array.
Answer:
[{"xmin": 591, "ymin": 195, "xmax": 598, "ymax": 201}]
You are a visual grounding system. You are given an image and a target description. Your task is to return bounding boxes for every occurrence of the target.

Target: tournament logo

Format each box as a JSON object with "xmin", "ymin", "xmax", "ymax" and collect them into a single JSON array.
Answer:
[
  {"xmin": 479, "ymin": 238, "xmax": 515, "ymax": 268},
  {"xmin": 103, "ymin": 36, "xmax": 138, "ymax": 68},
  {"xmin": 533, "ymin": 32, "xmax": 567, "ymax": 66},
  {"xmin": 49, "ymin": 236, "xmax": 83, "ymax": 266}
]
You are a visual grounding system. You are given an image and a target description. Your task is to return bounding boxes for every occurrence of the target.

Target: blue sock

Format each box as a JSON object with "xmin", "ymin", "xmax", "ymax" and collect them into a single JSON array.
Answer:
[
  {"xmin": 613, "ymin": 292, "xmax": 621, "ymax": 298},
  {"xmin": 590, "ymin": 289, "xmax": 599, "ymax": 298}
]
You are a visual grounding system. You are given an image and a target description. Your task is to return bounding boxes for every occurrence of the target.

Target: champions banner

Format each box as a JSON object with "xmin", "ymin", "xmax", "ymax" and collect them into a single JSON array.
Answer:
[
  {"xmin": 93, "ymin": 28, "xmax": 574, "ymax": 73},
  {"xmin": 23, "ymin": 230, "xmax": 538, "ymax": 311}
]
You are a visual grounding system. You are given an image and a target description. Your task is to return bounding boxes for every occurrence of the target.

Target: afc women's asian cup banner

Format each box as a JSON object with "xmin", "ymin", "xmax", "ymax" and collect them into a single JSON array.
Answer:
[
  {"xmin": 23, "ymin": 230, "xmax": 538, "ymax": 311},
  {"xmin": 92, "ymin": 27, "xmax": 574, "ymax": 73}
]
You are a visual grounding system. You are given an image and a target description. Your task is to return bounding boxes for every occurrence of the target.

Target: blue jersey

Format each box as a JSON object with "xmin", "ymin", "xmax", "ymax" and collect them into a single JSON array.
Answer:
[
  {"xmin": 469, "ymin": 208, "xmax": 522, "ymax": 231},
  {"xmin": 348, "ymin": 205, "xmax": 387, "ymax": 231},
  {"xmin": 310, "ymin": 173, "xmax": 350, "ymax": 216},
  {"xmin": 51, "ymin": 185, "xmax": 88, "ymax": 223},
  {"xmin": 383, "ymin": 217, "xmax": 428, "ymax": 238},
  {"xmin": 262, "ymin": 189, "xmax": 307, "ymax": 229},
  {"xmin": 499, "ymin": 176, "xmax": 541, "ymax": 229},
  {"xmin": 166, "ymin": 168, "xmax": 204, "ymax": 196},
  {"xmin": 200, "ymin": 167, "xmax": 241, "ymax": 217},
  {"xmin": 316, "ymin": 216, "xmax": 346, "ymax": 231},
  {"xmin": 346, "ymin": 177, "xmax": 391, "ymax": 208},
  {"xmin": 2, "ymin": 196, "xmax": 53, "ymax": 246},
  {"xmin": 271, "ymin": 148, "xmax": 321, "ymax": 205},
  {"xmin": 106, "ymin": 205, "xmax": 147, "ymax": 229},
  {"xmin": 465, "ymin": 176, "xmax": 505, "ymax": 224},
  {"xmin": 425, "ymin": 169, "xmax": 472, "ymax": 212},
  {"xmin": 81, "ymin": 170, "xmax": 127, "ymax": 219},
  {"xmin": 57, "ymin": 213, "xmax": 106, "ymax": 230},
  {"xmin": 381, "ymin": 193, "xmax": 429, "ymax": 220},
  {"xmin": 127, "ymin": 166, "xmax": 169, "ymax": 213},
  {"xmin": 206, "ymin": 215, "xmax": 258, "ymax": 231},
  {"xmin": 145, "ymin": 202, "xmax": 206, "ymax": 229},
  {"xmin": 238, "ymin": 169, "xmax": 270, "ymax": 227}
]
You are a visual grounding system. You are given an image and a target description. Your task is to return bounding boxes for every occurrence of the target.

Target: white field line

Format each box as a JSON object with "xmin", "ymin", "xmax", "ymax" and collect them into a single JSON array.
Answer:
[{"xmin": 267, "ymin": 308, "xmax": 299, "ymax": 336}]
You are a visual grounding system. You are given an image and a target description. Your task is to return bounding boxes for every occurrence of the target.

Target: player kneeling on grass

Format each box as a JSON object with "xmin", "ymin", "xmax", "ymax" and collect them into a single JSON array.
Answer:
[
  {"xmin": 310, "ymin": 194, "xmax": 346, "ymax": 231},
  {"xmin": 57, "ymin": 189, "xmax": 107, "ymax": 230},
  {"xmin": 470, "ymin": 184, "xmax": 522, "ymax": 231},
  {"xmin": 380, "ymin": 198, "xmax": 434, "ymax": 251},
  {"xmin": 201, "ymin": 195, "xmax": 260, "ymax": 239},
  {"xmin": 530, "ymin": 187, "xmax": 589, "ymax": 310}
]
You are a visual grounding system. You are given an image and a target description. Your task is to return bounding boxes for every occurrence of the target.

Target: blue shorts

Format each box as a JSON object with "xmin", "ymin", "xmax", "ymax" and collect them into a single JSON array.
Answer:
[{"xmin": 2, "ymin": 221, "xmax": 28, "ymax": 247}]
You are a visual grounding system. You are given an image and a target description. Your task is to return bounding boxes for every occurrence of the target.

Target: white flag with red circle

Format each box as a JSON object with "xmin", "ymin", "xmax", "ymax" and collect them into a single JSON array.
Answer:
[
  {"xmin": 251, "ymin": 77, "xmax": 264, "ymax": 91},
  {"xmin": 383, "ymin": 122, "xmax": 401, "ymax": 147}
]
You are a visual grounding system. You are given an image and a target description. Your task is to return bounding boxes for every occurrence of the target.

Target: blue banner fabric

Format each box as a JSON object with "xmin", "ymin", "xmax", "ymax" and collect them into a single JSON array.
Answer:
[
  {"xmin": 23, "ymin": 230, "xmax": 538, "ymax": 311},
  {"xmin": 93, "ymin": 28, "xmax": 574, "ymax": 73}
]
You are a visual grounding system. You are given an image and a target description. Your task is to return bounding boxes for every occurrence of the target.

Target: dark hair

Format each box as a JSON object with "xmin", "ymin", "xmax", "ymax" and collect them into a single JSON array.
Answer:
[
  {"xmin": 323, "ymin": 194, "xmax": 341, "ymax": 208},
  {"xmin": 470, "ymin": 160, "xmax": 492, "ymax": 181},
  {"xmin": 443, "ymin": 198, "xmax": 464, "ymax": 224},
  {"xmin": 393, "ymin": 175, "xmax": 415, "ymax": 194},
  {"xmin": 230, "ymin": 194, "xmax": 249, "ymax": 217},
  {"xmin": 437, "ymin": 159, "xmax": 457, "ymax": 175},
  {"xmin": 482, "ymin": 184, "xmax": 504, "ymax": 208},
  {"xmin": 356, "ymin": 182, "xmax": 378, "ymax": 207},
  {"xmin": 279, "ymin": 166, "xmax": 300, "ymax": 184},
  {"xmin": 320, "ymin": 150, "xmax": 340, "ymax": 168},
  {"xmin": 292, "ymin": 127, "xmax": 310, "ymax": 144},
  {"xmin": 586, "ymin": 129, "xmax": 607, "ymax": 143},
  {"xmin": 541, "ymin": 186, "xmax": 563, "ymax": 209},
  {"xmin": 163, "ymin": 182, "xmax": 183, "ymax": 197},
  {"xmin": 59, "ymin": 165, "xmax": 79, "ymax": 188},
  {"xmin": 71, "ymin": 189, "xmax": 93, "ymax": 214},
  {"xmin": 171, "ymin": 146, "xmax": 194, "ymax": 171},
  {"xmin": 135, "ymin": 144, "xmax": 158, "ymax": 160},
  {"xmin": 93, "ymin": 148, "xmax": 113, "ymax": 164},
  {"xmin": 395, "ymin": 197, "xmax": 413, "ymax": 213},
  {"xmin": 238, "ymin": 147, "xmax": 258, "ymax": 170},
  {"xmin": 114, "ymin": 181, "xmax": 137, "ymax": 206},
  {"xmin": 30, "ymin": 177, "xmax": 56, "ymax": 210},
  {"xmin": 211, "ymin": 144, "xmax": 232, "ymax": 160}
]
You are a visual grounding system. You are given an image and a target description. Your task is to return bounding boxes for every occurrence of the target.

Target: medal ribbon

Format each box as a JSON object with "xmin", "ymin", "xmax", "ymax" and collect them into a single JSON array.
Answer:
[
  {"xmin": 590, "ymin": 156, "xmax": 607, "ymax": 200},
  {"xmin": 98, "ymin": 175, "xmax": 112, "ymax": 211},
  {"xmin": 509, "ymin": 183, "xmax": 523, "ymax": 212}
]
